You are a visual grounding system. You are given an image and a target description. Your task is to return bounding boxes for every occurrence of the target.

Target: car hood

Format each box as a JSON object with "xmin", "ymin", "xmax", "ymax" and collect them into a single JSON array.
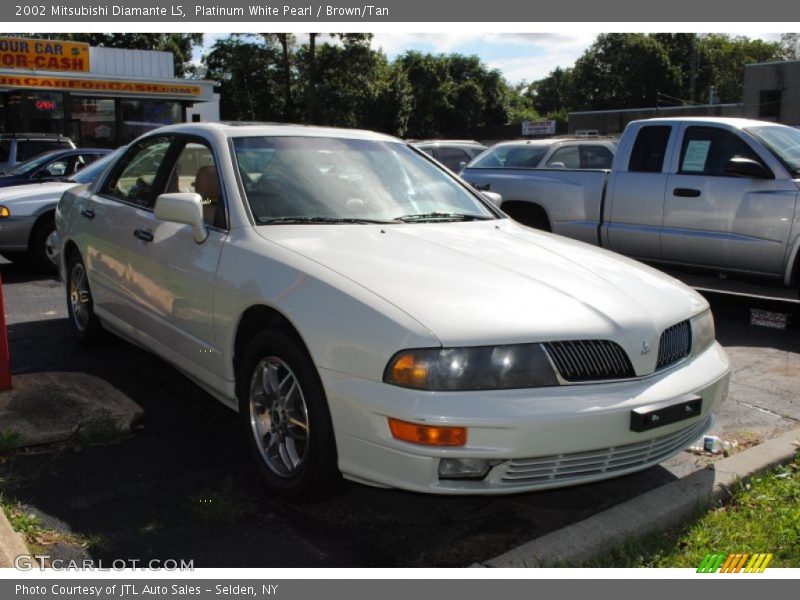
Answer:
[
  {"xmin": 0, "ymin": 180, "xmax": 75, "ymax": 202},
  {"xmin": 255, "ymin": 220, "xmax": 707, "ymax": 374}
]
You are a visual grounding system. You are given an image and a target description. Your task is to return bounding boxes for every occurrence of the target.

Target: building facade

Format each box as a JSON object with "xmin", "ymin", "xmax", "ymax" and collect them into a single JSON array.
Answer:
[{"xmin": 0, "ymin": 37, "xmax": 217, "ymax": 147}]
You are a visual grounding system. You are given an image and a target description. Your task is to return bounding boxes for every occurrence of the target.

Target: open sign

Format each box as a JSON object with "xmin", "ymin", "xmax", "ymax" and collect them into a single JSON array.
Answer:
[{"xmin": 35, "ymin": 99, "xmax": 57, "ymax": 110}]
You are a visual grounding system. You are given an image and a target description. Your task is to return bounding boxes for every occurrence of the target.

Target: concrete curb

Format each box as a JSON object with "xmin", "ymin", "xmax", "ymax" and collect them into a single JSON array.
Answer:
[
  {"xmin": 483, "ymin": 427, "xmax": 800, "ymax": 567},
  {"xmin": 0, "ymin": 504, "xmax": 31, "ymax": 569}
]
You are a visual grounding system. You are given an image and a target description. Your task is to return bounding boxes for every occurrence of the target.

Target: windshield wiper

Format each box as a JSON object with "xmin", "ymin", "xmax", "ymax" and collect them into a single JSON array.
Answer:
[
  {"xmin": 394, "ymin": 212, "xmax": 494, "ymax": 223},
  {"xmin": 258, "ymin": 216, "xmax": 393, "ymax": 225}
]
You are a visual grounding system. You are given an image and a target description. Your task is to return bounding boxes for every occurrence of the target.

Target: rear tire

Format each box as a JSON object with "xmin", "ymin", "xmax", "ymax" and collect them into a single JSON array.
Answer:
[
  {"xmin": 237, "ymin": 329, "xmax": 339, "ymax": 500},
  {"xmin": 66, "ymin": 252, "xmax": 103, "ymax": 343}
]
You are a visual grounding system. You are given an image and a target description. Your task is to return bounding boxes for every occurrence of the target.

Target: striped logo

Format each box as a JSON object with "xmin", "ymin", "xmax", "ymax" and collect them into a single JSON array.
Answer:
[{"xmin": 697, "ymin": 553, "xmax": 773, "ymax": 573}]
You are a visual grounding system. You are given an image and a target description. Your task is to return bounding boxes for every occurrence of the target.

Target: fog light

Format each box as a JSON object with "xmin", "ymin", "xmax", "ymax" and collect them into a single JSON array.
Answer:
[{"xmin": 438, "ymin": 458, "xmax": 493, "ymax": 480}]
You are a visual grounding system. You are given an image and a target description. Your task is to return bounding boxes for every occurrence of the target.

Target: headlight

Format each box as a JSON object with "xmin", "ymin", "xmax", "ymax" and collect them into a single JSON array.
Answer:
[
  {"xmin": 690, "ymin": 309, "xmax": 715, "ymax": 356},
  {"xmin": 0, "ymin": 205, "xmax": 10, "ymax": 218},
  {"xmin": 383, "ymin": 344, "xmax": 558, "ymax": 391}
]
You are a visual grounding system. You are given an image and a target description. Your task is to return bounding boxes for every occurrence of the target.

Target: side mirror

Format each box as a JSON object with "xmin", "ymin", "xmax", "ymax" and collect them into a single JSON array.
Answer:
[
  {"xmin": 482, "ymin": 191, "xmax": 503, "ymax": 208},
  {"xmin": 154, "ymin": 193, "xmax": 208, "ymax": 243},
  {"xmin": 547, "ymin": 162, "xmax": 566, "ymax": 169},
  {"xmin": 724, "ymin": 157, "xmax": 774, "ymax": 179}
]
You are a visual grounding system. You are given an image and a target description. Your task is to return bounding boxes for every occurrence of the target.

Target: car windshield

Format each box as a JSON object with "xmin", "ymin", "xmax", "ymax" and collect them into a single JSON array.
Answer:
[
  {"xmin": 3, "ymin": 151, "xmax": 61, "ymax": 175},
  {"xmin": 468, "ymin": 145, "xmax": 549, "ymax": 169},
  {"xmin": 746, "ymin": 125, "xmax": 800, "ymax": 176},
  {"xmin": 69, "ymin": 148, "xmax": 122, "ymax": 184},
  {"xmin": 232, "ymin": 136, "xmax": 495, "ymax": 224}
]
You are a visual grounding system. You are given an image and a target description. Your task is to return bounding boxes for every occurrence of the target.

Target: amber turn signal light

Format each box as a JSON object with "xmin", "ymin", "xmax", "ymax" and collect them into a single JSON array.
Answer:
[{"xmin": 388, "ymin": 418, "xmax": 467, "ymax": 447}]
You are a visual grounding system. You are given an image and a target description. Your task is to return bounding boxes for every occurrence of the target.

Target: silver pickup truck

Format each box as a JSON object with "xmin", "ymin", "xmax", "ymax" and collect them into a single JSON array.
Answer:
[{"xmin": 462, "ymin": 117, "xmax": 800, "ymax": 289}]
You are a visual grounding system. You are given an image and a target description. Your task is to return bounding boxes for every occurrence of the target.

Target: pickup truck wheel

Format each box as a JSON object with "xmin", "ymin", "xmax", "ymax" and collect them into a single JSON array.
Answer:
[
  {"xmin": 66, "ymin": 253, "xmax": 103, "ymax": 343},
  {"xmin": 27, "ymin": 216, "xmax": 58, "ymax": 274},
  {"xmin": 238, "ymin": 330, "xmax": 339, "ymax": 500}
]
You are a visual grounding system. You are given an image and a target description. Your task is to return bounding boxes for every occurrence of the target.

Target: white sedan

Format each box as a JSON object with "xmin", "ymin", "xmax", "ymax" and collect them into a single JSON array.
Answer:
[{"xmin": 56, "ymin": 123, "xmax": 730, "ymax": 498}]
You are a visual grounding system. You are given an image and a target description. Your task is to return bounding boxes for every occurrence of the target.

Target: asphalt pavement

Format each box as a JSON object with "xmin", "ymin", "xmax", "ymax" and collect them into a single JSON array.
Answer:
[{"xmin": 1, "ymin": 259, "xmax": 798, "ymax": 567}]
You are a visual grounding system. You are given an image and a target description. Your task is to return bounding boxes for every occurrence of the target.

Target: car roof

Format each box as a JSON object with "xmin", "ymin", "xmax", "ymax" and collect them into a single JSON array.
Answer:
[
  {"xmin": 488, "ymin": 138, "xmax": 616, "ymax": 150},
  {"xmin": 411, "ymin": 140, "xmax": 486, "ymax": 147},
  {"xmin": 149, "ymin": 122, "xmax": 402, "ymax": 143},
  {"xmin": 630, "ymin": 117, "xmax": 784, "ymax": 129},
  {"xmin": 0, "ymin": 132, "xmax": 72, "ymax": 140}
]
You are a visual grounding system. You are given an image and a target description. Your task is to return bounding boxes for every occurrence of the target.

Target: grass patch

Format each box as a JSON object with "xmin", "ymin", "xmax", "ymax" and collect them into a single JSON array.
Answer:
[
  {"xmin": 587, "ymin": 453, "xmax": 800, "ymax": 567},
  {"xmin": 189, "ymin": 477, "xmax": 255, "ymax": 526},
  {"xmin": 74, "ymin": 416, "xmax": 130, "ymax": 446},
  {"xmin": 0, "ymin": 494, "xmax": 100, "ymax": 554},
  {"xmin": 0, "ymin": 429, "xmax": 22, "ymax": 454}
]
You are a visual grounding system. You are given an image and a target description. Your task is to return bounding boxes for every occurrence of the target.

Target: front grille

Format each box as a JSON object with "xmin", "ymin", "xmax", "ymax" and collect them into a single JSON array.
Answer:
[
  {"xmin": 542, "ymin": 340, "xmax": 635, "ymax": 382},
  {"xmin": 501, "ymin": 414, "xmax": 711, "ymax": 486},
  {"xmin": 657, "ymin": 320, "xmax": 691, "ymax": 370}
]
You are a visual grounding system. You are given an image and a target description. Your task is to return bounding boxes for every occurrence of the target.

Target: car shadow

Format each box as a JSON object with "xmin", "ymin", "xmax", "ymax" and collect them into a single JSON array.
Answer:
[
  {"xmin": 0, "ymin": 259, "xmax": 59, "ymax": 285},
  {"xmin": 1, "ymin": 318, "xmax": 682, "ymax": 567}
]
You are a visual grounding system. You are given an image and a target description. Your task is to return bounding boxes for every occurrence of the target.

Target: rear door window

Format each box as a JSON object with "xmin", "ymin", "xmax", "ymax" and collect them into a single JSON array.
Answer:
[
  {"xmin": 581, "ymin": 145, "xmax": 614, "ymax": 169},
  {"xmin": 546, "ymin": 146, "xmax": 580, "ymax": 168},
  {"xmin": 628, "ymin": 126, "xmax": 672, "ymax": 173}
]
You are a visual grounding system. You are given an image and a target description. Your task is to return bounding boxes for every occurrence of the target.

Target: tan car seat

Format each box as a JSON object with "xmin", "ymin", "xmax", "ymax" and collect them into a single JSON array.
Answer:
[{"xmin": 194, "ymin": 165, "xmax": 224, "ymax": 228}]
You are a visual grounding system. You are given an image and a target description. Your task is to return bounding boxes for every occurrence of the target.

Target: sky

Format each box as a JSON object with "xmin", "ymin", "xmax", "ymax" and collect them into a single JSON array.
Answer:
[{"xmin": 194, "ymin": 32, "xmax": 783, "ymax": 85}]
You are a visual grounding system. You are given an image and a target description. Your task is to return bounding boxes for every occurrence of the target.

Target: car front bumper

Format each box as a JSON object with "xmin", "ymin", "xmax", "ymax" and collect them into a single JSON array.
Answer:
[
  {"xmin": 0, "ymin": 215, "xmax": 35, "ymax": 252},
  {"xmin": 321, "ymin": 341, "xmax": 730, "ymax": 494}
]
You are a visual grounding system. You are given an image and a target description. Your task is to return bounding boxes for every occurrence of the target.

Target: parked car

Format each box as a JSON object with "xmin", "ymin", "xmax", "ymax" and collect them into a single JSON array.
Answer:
[
  {"xmin": 0, "ymin": 148, "xmax": 111, "ymax": 189},
  {"xmin": 56, "ymin": 123, "xmax": 729, "ymax": 498},
  {"xmin": 411, "ymin": 140, "xmax": 488, "ymax": 172},
  {"xmin": 461, "ymin": 118, "xmax": 800, "ymax": 289},
  {"xmin": 0, "ymin": 148, "xmax": 122, "ymax": 272},
  {"xmin": 467, "ymin": 137, "xmax": 617, "ymax": 171},
  {"xmin": 0, "ymin": 133, "xmax": 75, "ymax": 170}
]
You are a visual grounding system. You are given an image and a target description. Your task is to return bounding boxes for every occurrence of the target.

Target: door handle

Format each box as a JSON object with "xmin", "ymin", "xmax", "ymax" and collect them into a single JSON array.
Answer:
[
  {"xmin": 80, "ymin": 208, "xmax": 95, "ymax": 219},
  {"xmin": 133, "ymin": 229, "xmax": 154, "ymax": 242},
  {"xmin": 673, "ymin": 188, "xmax": 702, "ymax": 197}
]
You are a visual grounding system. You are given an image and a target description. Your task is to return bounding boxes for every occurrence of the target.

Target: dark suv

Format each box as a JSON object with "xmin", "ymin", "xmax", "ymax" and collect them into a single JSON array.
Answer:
[{"xmin": 0, "ymin": 133, "xmax": 76, "ymax": 169}]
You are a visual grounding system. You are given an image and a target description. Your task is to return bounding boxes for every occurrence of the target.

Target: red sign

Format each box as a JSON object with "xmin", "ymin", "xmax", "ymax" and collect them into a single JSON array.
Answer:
[{"xmin": 35, "ymin": 99, "xmax": 57, "ymax": 110}]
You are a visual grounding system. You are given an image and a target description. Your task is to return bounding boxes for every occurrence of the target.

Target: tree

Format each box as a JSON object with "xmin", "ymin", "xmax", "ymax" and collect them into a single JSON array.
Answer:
[
  {"xmin": 694, "ymin": 35, "xmax": 781, "ymax": 103},
  {"xmin": 261, "ymin": 34, "xmax": 296, "ymax": 120},
  {"xmin": 204, "ymin": 35, "xmax": 283, "ymax": 121},
  {"xmin": 779, "ymin": 33, "xmax": 800, "ymax": 60},
  {"xmin": 569, "ymin": 34, "xmax": 681, "ymax": 111},
  {"xmin": 395, "ymin": 52, "xmax": 510, "ymax": 138},
  {"xmin": 2, "ymin": 33, "xmax": 203, "ymax": 77},
  {"xmin": 526, "ymin": 67, "xmax": 575, "ymax": 119},
  {"xmin": 294, "ymin": 38, "xmax": 411, "ymax": 136}
]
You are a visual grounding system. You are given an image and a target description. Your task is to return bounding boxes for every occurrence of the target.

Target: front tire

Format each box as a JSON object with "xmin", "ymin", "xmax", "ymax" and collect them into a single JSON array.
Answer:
[
  {"xmin": 237, "ymin": 330, "xmax": 339, "ymax": 499},
  {"xmin": 66, "ymin": 253, "xmax": 103, "ymax": 343},
  {"xmin": 28, "ymin": 216, "xmax": 58, "ymax": 274}
]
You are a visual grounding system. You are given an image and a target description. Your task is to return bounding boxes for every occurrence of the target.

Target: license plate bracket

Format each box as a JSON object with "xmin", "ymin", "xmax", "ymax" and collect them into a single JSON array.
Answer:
[{"xmin": 630, "ymin": 396, "xmax": 702, "ymax": 432}]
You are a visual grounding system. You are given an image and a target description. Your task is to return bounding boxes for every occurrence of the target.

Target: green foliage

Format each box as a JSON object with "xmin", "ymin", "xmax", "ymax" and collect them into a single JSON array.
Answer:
[
  {"xmin": 587, "ymin": 454, "xmax": 800, "ymax": 568},
  {"xmin": 694, "ymin": 35, "xmax": 781, "ymax": 103},
  {"xmin": 395, "ymin": 51, "xmax": 510, "ymax": 138},
  {"xmin": 0, "ymin": 429, "xmax": 22, "ymax": 454},
  {"xmin": 204, "ymin": 34, "xmax": 285, "ymax": 122},
  {"xmin": 525, "ymin": 33, "xmax": 782, "ymax": 115},
  {"xmin": 571, "ymin": 34, "xmax": 682, "ymax": 111}
]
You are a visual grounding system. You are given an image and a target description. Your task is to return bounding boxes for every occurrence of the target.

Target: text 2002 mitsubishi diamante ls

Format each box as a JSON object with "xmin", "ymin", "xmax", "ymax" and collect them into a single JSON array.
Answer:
[{"xmin": 55, "ymin": 123, "xmax": 730, "ymax": 498}]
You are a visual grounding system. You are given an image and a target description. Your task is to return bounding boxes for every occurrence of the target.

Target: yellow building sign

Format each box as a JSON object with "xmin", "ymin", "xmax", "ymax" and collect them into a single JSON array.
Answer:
[
  {"xmin": 0, "ymin": 37, "xmax": 90, "ymax": 72},
  {"xmin": 0, "ymin": 74, "xmax": 202, "ymax": 97}
]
